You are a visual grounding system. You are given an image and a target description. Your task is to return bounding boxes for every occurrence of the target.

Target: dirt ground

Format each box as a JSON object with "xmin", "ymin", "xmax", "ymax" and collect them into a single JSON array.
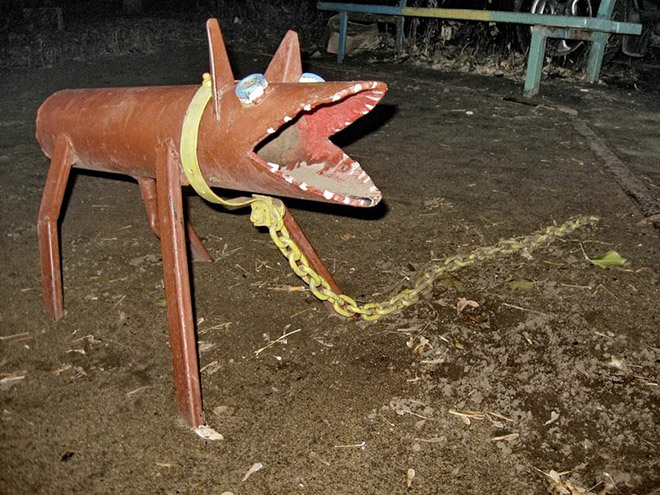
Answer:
[{"xmin": 1, "ymin": 34, "xmax": 659, "ymax": 495}]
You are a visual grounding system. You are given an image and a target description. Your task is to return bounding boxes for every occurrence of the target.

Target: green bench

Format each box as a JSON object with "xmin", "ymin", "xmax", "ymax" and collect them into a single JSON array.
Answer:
[{"xmin": 317, "ymin": 0, "xmax": 642, "ymax": 96}]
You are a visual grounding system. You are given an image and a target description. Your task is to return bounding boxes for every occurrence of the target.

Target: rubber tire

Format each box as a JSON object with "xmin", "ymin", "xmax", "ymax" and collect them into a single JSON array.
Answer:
[{"xmin": 513, "ymin": 0, "xmax": 624, "ymax": 68}]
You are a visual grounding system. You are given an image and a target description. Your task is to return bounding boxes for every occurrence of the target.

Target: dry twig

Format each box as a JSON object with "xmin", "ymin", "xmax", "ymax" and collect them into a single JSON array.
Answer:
[{"xmin": 254, "ymin": 328, "xmax": 301, "ymax": 357}]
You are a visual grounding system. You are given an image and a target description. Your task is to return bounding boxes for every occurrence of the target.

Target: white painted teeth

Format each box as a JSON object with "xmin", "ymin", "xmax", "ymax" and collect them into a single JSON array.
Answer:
[{"xmin": 255, "ymin": 84, "xmax": 385, "ymax": 207}]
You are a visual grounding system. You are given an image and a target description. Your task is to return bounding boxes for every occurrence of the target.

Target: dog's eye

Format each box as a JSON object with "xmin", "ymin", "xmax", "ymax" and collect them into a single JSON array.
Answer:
[
  {"xmin": 235, "ymin": 74, "xmax": 269, "ymax": 105},
  {"xmin": 299, "ymin": 73, "xmax": 325, "ymax": 83}
]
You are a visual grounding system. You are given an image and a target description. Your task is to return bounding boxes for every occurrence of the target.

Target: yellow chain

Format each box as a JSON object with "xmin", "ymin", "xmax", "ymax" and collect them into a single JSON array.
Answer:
[{"xmin": 249, "ymin": 195, "xmax": 599, "ymax": 321}]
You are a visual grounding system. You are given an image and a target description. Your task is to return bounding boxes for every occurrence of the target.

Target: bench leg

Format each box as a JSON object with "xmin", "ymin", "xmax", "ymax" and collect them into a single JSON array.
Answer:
[
  {"xmin": 596, "ymin": 0, "xmax": 617, "ymax": 21},
  {"xmin": 524, "ymin": 25, "xmax": 547, "ymax": 98},
  {"xmin": 587, "ymin": 0, "xmax": 617, "ymax": 83},
  {"xmin": 396, "ymin": 0, "xmax": 407, "ymax": 53},
  {"xmin": 396, "ymin": 16, "xmax": 405, "ymax": 52},
  {"xmin": 338, "ymin": 11, "xmax": 348, "ymax": 63},
  {"xmin": 586, "ymin": 32, "xmax": 609, "ymax": 83}
]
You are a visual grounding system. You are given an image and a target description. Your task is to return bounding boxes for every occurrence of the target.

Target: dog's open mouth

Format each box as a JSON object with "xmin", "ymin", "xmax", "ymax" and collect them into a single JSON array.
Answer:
[{"xmin": 252, "ymin": 81, "xmax": 387, "ymax": 207}]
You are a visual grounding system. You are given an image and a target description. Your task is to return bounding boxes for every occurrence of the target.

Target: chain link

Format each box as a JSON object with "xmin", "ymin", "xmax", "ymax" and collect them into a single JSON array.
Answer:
[{"xmin": 249, "ymin": 195, "xmax": 599, "ymax": 321}]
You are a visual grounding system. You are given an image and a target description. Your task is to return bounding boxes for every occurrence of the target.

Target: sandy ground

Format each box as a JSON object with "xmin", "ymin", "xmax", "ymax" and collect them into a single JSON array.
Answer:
[{"xmin": 1, "ymin": 33, "xmax": 659, "ymax": 494}]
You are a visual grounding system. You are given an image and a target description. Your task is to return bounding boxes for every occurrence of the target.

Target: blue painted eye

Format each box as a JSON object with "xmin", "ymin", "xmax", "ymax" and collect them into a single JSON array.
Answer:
[
  {"xmin": 235, "ymin": 73, "xmax": 269, "ymax": 105},
  {"xmin": 299, "ymin": 73, "xmax": 325, "ymax": 83}
]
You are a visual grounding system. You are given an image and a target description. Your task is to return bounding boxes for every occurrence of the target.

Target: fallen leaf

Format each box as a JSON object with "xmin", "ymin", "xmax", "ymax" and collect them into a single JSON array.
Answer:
[
  {"xmin": 506, "ymin": 279, "xmax": 535, "ymax": 291},
  {"xmin": 457, "ymin": 297, "xmax": 479, "ymax": 315},
  {"xmin": 212, "ymin": 405, "xmax": 234, "ymax": 416},
  {"xmin": 242, "ymin": 462, "xmax": 263, "ymax": 482},
  {"xmin": 542, "ymin": 468, "xmax": 587, "ymax": 495},
  {"xmin": 544, "ymin": 410, "xmax": 560, "ymax": 426},
  {"xmin": 548, "ymin": 469, "xmax": 562, "ymax": 485},
  {"xmin": 588, "ymin": 251, "xmax": 626, "ymax": 269},
  {"xmin": 607, "ymin": 356, "xmax": 632, "ymax": 373},
  {"xmin": 406, "ymin": 468, "xmax": 416, "ymax": 488},
  {"xmin": 194, "ymin": 425, "xmax": 224, "ymax": 441}
]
